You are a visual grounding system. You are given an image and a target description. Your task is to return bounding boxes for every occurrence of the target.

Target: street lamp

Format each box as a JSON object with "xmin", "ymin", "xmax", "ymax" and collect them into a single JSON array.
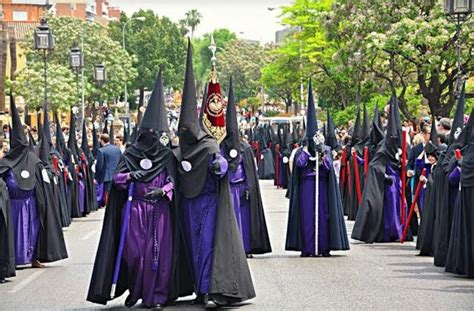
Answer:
[
  {"xmin": 34, "ymin": 19, "xmax": 54, "ymax": 109},
  {"xmin": 93, "ymin": 64, "xmax": 107, "ymax": 88},
  {"xmin": 69, "ymin": 44, "xmax": 83, "ymax": 124},
  {"xmin": 122, "ymin": 16, "xmax": 146, "ymax": 113},
  {"xmin": 444, "ymin": 0, "xmax": 473, "ymax": 98}
]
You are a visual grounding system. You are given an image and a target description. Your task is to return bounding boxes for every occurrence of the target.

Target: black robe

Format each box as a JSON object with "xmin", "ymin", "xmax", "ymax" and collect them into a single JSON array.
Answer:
[
  {"xmin": 286, "ymin": 147, "xmax": 350, "ymax": 251},
  {"xmin": 241, "ymin": 142, "xmax": 272, "ymax": 254},
  {"xmin": 0, "ymin": 179, "xmax": 15, "ymax": 281}
]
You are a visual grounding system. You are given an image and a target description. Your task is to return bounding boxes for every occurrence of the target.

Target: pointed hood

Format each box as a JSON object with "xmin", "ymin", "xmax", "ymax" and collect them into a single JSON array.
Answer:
[
  {"xmin": 222, "ymin": 78, "xmax": 240, "ymax": 170},
  {"xmin": 370, "ymin": 105, "xmax": 385, "ymax": 145},
  {"xmin": 123, "ymin": 125, "xmax": 128, "ymax": 145},
  {"xmin": 9, "ymin": 94, "xmax": 28, "ymax": 149},
  {"xmin": 0, "ymin": 94, "xmax": 41, "ymax": 190},
  {"xmin": 37, "ymin": 118, "xmax": 43, "ymax": 143},
  {"xmin": 373, "ymin": 106, "xmax": 383, "ymax": 130},
  {"xmin": 177, "ymin": 39, "xmax": 220, "ymax": 199},
  {"xmin": 141, "ymin": 69, "xmax": 169, "ymax": 133},
  {"xmin": 81, "ymin": 119, "xmax": 90, "ymax": 158},
  {"xmin": 361, "ymin": 103, "xmax": 370, "ymax": 141},
  {"xmin": 92, "ymin": 124, "xmax": 100, "ymax": 157},
  {"xmin": 305, "ymin": 79, "xmax": 318, "ymax": 139},
  {"xmin": 326, "ymin": 110, "xmax": 339, "ymax": 150},
  {"xmin": 109, "ymin": 121, "xmax": 114, "ymax": 144},
  {"xmin": 67, "ymin": 110, "xmax": 79, "ymax": 155},
  {"xmin": 54, "ymin": 112, "xmax": 66, "ymax": 155},
  {"xmin": 450, "ymin": 82, "xmax": 466, "ymax": 143},
  {"xmin": 37, "ymin": 117, "xmax": 51, "ymax": 164},
  {"xmin": 351, "ymin": 105, "xmax": 362, "ymax": 145},
  {"xmin": 424, "ymin": 118, "xmax": 439, "ymax": 156},
  {"xmin": 380, "ymin": 98, "xmax": 400, "ymax": 166}
]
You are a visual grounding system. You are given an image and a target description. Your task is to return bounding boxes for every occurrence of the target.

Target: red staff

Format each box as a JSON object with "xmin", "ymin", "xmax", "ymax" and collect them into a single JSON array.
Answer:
[
  {"xmin": 400, "ymin": 130, "xmax": 407, "ymax": 225},
  {"xmin": 400, "ymin": 168, "xmax": 427, "ymax": 243},
  {"xmin": 340, "ymin": 147, "xmax": 347, "ymax": 188},
  {"xmin": 352, "ymin": 149, "xmax": 362, "ymax": 205},
  {"xmin": 363, "ymin": 146, "xmax": 369, "ymax": 178}
]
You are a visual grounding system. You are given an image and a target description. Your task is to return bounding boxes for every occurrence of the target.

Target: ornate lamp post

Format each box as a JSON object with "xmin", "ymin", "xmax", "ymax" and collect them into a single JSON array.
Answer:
[
  {"xmin": 94, "ymin": 64, "xmax": 107, "ymax": 128},
  {"xmin": 445, "ymin": 0, "xmax": 473, "ymax": 97},
  {"xmin": 69, "ymin": 44, "xmax": 84, "ymax": 123},
  {"xmin": 34, "ymin": 19, "xmax": 54, "ymax": 110}
]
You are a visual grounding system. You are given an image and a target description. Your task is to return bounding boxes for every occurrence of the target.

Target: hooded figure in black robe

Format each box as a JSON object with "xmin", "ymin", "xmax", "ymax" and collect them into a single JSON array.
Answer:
[
  {"xmin": 175, "ymin": 40, "xmax": 255, "ymax": 308},
  {"xmin": 34, "ymin": 108, "xmax": 68, "ymax": 263},
  {"xmin": 80, "ymin": 120, "xmax": 97, "ymax": 212},
  {"xmin": 63, "ymin": 111, "xmax": 82, "ymax": 218},
  {"xmin": 87, "ymin": 69, "xmax": 193, "ymax": 307},
  {"xmin": 445, "ymin": 108, "xmax": 474, "ymax": 278},
  {"xmin": 221, "ymin": 78, "xmax": 271, "ymax": 257},
  {"xmin": 286, "ymin": 80, "xmax": 349, "ymax": 256},
  {"xmin": 257, "ymin": 124, "xmax": 275, "ymax": 179},
  {"xmin": 0, "ymin": 96, "xmax": 67, "ymax": 267},
  {"xmin": 351, "ymin": 96, "xmax": 403, "ymax": 243}
]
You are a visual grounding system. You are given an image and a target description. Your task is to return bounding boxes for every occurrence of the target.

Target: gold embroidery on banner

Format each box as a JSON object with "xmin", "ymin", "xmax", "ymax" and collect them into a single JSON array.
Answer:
[{"xmin": 203, "ymin": 114, "xmax": 226, "ymax": 144}]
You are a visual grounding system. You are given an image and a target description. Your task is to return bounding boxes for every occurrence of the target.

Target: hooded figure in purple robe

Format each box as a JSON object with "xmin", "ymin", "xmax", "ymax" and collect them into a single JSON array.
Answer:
[
  {"xmin": 0, "ymin": 178, "xmax": 14, "ymax": 283},
  {"xmin": 220, "ymin": 78, "xmax": 271, "ymax": 257},
  {"xmin": 87, "ymin": 70, "xmax": 193, "ymax": 307},
  {"xmin": 352, "ymin": 95, "xmax": 404, "ymax": 243},
  {"xmin": 0, "ymin": 96, "xmax": 68, "ymax": 267},
  {"xmin": 286, "ymin": 80, "xmax": 349, "ymax": 256},
  {"xmin": 176, "ymin": 40, "xmax": 255, "ymax": 308}
]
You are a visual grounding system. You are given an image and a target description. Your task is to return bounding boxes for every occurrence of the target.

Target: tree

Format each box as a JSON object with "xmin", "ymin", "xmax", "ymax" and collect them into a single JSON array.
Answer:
[
  {"xmin": 15, "ymin": 16, "xmax": 137, "ymax": 112},
  {"xmin": 218, "ymin": 40, "xmax": 273, "ymax": 101},
  {"xmin": 109, "ymin": 10, "xmax": 187, "ymax": 109},
  {"xmin": 184, "ymin": 9, "xmax": 203, "ymax": 39}
]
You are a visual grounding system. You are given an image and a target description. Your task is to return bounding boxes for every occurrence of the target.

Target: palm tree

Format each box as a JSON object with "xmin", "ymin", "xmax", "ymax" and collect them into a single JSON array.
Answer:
[{"xmin": 184, "ymin": 9, "xmax": 202, "ymax": 39}]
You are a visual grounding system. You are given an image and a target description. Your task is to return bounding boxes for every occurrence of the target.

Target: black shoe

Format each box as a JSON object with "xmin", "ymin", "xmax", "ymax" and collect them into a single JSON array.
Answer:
[
  {"xmin": 192, "ymin": 294, "xmax": 206, "ymax": 305},
  {"xmin": 300, "ymin": 253, "xmax": 311, "ymax": 258},
  {"xmin": 125, "ymin": 295, "xmax": 138, "ymax": 308},
  {"xmin": 322, "ymin": 251, "xmax": 331, "ymax": 257},
  {"xmin": 0, "ymin": 278, "xmax": 6, "ymax": 284},
  {"xmin": 246, "ymin": 254, "xmax": 253, "ymax": 259}
]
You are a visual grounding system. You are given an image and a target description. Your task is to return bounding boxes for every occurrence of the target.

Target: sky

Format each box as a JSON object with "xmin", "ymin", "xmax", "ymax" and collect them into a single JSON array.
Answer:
[{"xmin": 112, "ymin": 0, "xmax": 294, "ymax": 43}]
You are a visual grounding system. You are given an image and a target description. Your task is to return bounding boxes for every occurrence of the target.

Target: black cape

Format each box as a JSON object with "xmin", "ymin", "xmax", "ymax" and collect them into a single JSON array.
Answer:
[
  {"xmin": 286, "ymin": 147, "xmax": 350, "ymax": 251},
  {"xmin": 241, "ymin": 141, "xmax": 272, "ymax": 254}
]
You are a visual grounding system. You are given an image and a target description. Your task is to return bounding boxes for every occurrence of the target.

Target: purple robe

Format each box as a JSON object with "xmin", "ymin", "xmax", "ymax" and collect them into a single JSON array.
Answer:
[
  {"xmin": 5, "ymin": 170, "xmax": 40, "ymax": 265},
  {"xmin": 228, "ymin": 155, "xmax": 247, "ymax": 237},
  {"xmin": 383, "ymin": 164, "xmax": 402, "ymax": 242},
  {"xmin": 295, "ymin": 150, "xmax": 330, "ymax": 256},
  {"xmin": 79, "ymin": 178, "xmax": 85, "ymax": 214},
  {"xmin": 113, "ymin": 170, "xmax": 174, "ymax": 307},
  {"xmin": 180, "ymin": 154, "xmax": 228, "ymax": 294},
  {"xmin": 96, "ymin": 182, "xmax": 104, "ymax": 207}
]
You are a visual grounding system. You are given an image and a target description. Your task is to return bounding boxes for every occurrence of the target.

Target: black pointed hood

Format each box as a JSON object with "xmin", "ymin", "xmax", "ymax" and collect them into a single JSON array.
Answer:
[
  {"xmin": 28, "ymin": 130, "xmax": 36, "ymax": 151},
  {"xmin": 123, "ymin": 125, "xmax": 128, "ymax": 145},
  {"xmin": 109, "ymin": 121, "xmax": 114, "ymax": 145},
  {"xmin": 450, "ymin": 82, "xmax": 466, "ymax": 144},
  {"xmin": 177, "ymin": 39, "xmax": 220, "ymax": 199},
  {"xmin": 373, "ymin": 106, "xmax": 383, "ymax": 130},
  {"xmin": 92, "ymin": 124, "xmax": 100, "ymax": 157},
  {"xmin": 67, "ymin": 110, "xmax": 79, "ymax": 155},
  {"xmin": 37, "ymin": 118, "xmax": 51, "ymax": 164},
  {"xmin": 380, "ymin": 98, "xmax": 400, "ymax": 166},
  {"xmin": 222, "ymin": 77, "xmax": 240, "ymax": 170},
  {"xmin": 37, "ymin": 118, "xmax": 43, "ymax": 143},
  {"xmin": 305, "ymin": 79, "xmax": 318, "ymax": 139},
  {"xmin": 370, "ymin": 105, "xmax": 385, "ymax": 145},
  {"xmin": 141, "ymin": 69, "xmax": 169, "ymax": 133},
  {"xmin": 0, "ymin": 94, "xmax": 41, "ymax": 190},
  {"xmin": 351, "ymin": 105, "xmax": 361, "ymax": 145},
  {"xmin": 54, "ymin": 112, "xmax": 66, "ymax": 155},
  {"xmin": 425, "ymin": 118, "xmax": 439, "ymax": 156},
  {"xmin": 81, "ymin": 120, "xmax": 90, "ymax": 158},
  {"xmin": 326, "ymin": 110, "xmax": 338, "ymax": 150},
  {"xmin": 361, "ymin": 103, "xmax": 370, "ymax": 141}
]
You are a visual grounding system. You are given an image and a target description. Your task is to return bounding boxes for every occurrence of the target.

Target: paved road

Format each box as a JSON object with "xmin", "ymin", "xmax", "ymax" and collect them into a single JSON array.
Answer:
[{"xmin": 2, "ymin": 180, "xmax": 473, "ymax": 310}]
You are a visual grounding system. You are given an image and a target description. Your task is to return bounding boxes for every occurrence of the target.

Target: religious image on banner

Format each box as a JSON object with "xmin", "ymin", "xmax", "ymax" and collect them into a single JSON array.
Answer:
[{"xmin": 203, "ymin": 35, "xmax": 226, "ymax": 143}]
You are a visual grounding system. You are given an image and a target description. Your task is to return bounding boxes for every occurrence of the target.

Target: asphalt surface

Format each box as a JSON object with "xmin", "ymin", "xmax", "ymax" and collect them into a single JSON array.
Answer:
[{"xmin": 1, "ymin": 180, "xmax": 473, "ymax": 310}]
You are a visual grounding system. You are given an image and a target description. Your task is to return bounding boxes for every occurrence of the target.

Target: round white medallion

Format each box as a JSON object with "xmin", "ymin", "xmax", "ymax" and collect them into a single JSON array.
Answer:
[
  {"xmin": 181, "ymin": 161, "xmax": 192, "ymax": 172},
  {"xmin": 229, "ymin": 149, "xmax": 238, "ymax": 159},
  {"xmin": 20, "ymin": 170, "xmax": 30, "ymax": 179},
  {"xmin": 140, "ymin": 159, "xmax": 153, "ymax": 170},
  {"xmin": 283, "ymin": 156, "xmax": 289, "ymax": 164}
]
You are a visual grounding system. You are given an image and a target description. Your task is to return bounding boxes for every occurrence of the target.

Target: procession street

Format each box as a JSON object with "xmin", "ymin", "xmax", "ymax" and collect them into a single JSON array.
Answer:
[{"xmin": 1, "ymin": 180, "xmax": 472, "ymax": 310}]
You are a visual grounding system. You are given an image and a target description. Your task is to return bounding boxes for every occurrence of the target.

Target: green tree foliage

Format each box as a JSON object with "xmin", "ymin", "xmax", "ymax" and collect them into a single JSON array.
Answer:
[
  {"xmin": 218, "ymin": 40, "xmax": 274, "ymax": 101},
  {"xmin": 15, "ymin": 16, "xmax": 136, "ymax": 111},
  {"xmin": 109, "ymin": 10, "xmax": 187, "ymax": 108},
  {"xmin": 265, "ymin": 0, "xmax": 473, "ymax": 122}
]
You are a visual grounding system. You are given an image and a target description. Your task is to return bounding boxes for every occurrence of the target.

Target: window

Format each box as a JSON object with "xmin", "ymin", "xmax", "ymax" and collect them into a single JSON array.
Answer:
[{"xmin": 12, "ymin": 11, "xmax": 28, "ymax": 21}]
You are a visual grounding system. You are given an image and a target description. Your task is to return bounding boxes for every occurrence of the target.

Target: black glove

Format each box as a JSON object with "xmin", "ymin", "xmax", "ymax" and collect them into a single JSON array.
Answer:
[
  {"xmin": 144, "ymin": 187, "xmax": 166, "ymax": 200},
  {"xmin": 211, "ymin": 159, "xmax": 221, "ymax": 173},
  {"xmin": 384, "ymin": 174, "xmax": 394, "ymax": 185},
  {"xmin": 130, "ymin": 170, "xmax": 146, "ymax": 181}
]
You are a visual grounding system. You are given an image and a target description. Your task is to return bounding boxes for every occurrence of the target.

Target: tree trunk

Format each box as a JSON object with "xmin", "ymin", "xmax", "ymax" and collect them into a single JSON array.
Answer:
[
  {"xmin": 8, "ymin": 27, "xmax": 17, "ymax": 83},
  {"xmin": 0, "ymin": 23, "xmax": 7, "ymax": 113}
]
